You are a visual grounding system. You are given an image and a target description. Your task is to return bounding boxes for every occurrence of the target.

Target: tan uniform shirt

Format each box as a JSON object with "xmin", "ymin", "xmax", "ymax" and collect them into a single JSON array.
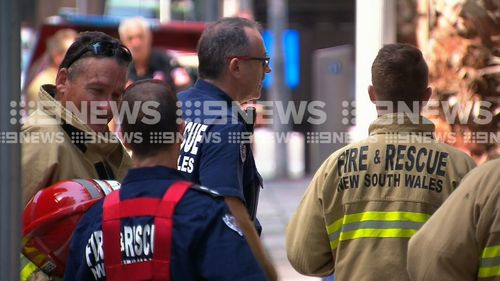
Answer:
[
  {"xmin": 21, "ymin": 85, "xmax": 132, "ymax": 205},
  {"xmin": 407, "ymin": 158, "xmax": 500, "ymax": 281},
  {"xmin": 286, "ymin": 113, "xmax": 476, "ymax": 281}
]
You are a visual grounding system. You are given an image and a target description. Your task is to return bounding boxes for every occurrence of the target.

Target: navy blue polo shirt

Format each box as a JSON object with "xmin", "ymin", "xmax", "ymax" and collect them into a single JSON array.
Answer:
[
  {"xmin": 64, "ymin": 166, "xmax": 266, "ymax": 281},
  {"xmin": 177, "ymin": 80, "xmax": 263, "ymax": 231}
]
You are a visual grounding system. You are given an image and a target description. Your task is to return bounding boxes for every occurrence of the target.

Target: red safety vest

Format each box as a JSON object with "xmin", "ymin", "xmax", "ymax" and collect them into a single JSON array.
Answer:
[{"xmin": 102, "ymin": 181, "xmax": 192, "ymax": 281}]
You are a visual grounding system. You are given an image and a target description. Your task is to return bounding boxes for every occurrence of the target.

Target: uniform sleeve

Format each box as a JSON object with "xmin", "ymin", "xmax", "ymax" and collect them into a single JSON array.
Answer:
[
  {"xmin": 64, "ymin": 204, "xmax": 103, "ymax": 281},
  {"xmin": 63, "ymin": 232, "xmax": 82, "ymax": 281},
  {"xmin": 407, "ymin": 164, "xmax": 489, "ymax": 281},
  {"xmin": 198, "ymin": 123, "xmax": 246, "ymax": 201},
  {"xmin": 196, "ymin": 203, "xmax": 267, "ymax": 281},
  {"xmin": 285, "ymin": 159, "xmax": 334, "ymax": 277}
]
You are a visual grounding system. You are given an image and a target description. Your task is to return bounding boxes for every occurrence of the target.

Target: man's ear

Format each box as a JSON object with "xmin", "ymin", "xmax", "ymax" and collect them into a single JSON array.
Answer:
[
  {"xmin": 177, "ymin": 120, "xmax": 186, "ymax": 135},
  {"xmin": 368, "ymin": 85, "xmax": 377, "ymax": 104},
  {"xmin": 228, "ymin": 58, "xmax": 241, "ymax": 78},
  {"xmin": 55, "ymin": 68, "xmax": 69, "ymax": 99},
  {"xmin": 176, "ymin": 120, "xmax": 186, "ymax": 143}
]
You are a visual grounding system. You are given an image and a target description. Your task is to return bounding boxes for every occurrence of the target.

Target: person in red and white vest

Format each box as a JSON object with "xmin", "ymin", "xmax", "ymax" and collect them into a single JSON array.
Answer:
[{"xmin": 64, "ymin": 79, "xmax": 268, "ymax": 281}]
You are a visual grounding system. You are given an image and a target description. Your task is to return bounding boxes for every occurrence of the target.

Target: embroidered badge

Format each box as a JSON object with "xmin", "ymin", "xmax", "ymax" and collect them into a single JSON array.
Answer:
[{"xmin": 222, "ymin": 214, "xmax": 243, "ymax": 236}]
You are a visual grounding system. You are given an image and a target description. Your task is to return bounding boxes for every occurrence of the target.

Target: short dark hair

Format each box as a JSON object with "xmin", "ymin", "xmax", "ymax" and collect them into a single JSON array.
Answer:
[
  {"xmin": 371, "ymin": 43, "xmax": 429, "ymax": 109},
  {"xmin": 197, "ymin": 17, "xmax": 261, "ymax": 79},
  {"xmin": 120, "ymin": 79, "xmax": 178, "ymax": 158},
  {"xmin": 59, "ymin": 31, "xmax": 131, "ymax": 71}
]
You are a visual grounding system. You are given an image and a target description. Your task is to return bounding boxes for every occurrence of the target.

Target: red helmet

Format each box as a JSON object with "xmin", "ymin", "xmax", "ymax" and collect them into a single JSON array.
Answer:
[{"xmin": 22, "ymin": 179, "xmax": 120, "ymax": 277}]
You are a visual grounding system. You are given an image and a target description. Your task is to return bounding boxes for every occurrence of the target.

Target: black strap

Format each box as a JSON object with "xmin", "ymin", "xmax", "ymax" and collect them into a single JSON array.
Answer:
[
  {"xmin": 243, "ymin": 107, "xmax": 256, "ymax": 133},
  {"xmin": 60, "ymin": 122, "xmax": 87, "ymax": 153},
  {"xmin": 94, "ymin": 162, "xmax": 116, "ymax": 180}
]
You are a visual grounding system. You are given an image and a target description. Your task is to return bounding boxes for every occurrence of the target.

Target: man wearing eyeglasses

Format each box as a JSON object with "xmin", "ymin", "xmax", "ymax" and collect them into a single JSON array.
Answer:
[
  {"xmin": 21, "ymin": 31, "xmax": 133, "ymax": 207},
  {"xmin": 177, "ymin": 17, "xmax": 276, "ymax": 280}
]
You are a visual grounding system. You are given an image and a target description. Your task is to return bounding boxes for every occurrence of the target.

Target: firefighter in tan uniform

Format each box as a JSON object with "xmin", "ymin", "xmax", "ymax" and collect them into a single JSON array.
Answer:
[
  {"xmin": 286, "ymin": 43, "xmax": 476, "ymax": 281},
  {"xmin": 21, "ymin": 32, "xmax": 133, "ymax": 206},
  {"xmin": 407, "ymin": 158, "xmax": 500, "ymax": 281},
  {"xmin": 21, "ymin": 32, "xmax": 133, "ymax": 281}
]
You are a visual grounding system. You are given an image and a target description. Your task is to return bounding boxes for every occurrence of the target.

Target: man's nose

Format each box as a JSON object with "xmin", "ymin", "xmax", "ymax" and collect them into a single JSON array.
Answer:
[{"xmin": 94, "ymin": 101, "xmax": 112, "ymax": 111}]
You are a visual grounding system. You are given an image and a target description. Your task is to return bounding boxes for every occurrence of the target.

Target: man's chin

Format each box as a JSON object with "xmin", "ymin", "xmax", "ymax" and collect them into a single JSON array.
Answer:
[{"xmin": 254, "ymin": 90, "xmax": 262, "ymax": 100}]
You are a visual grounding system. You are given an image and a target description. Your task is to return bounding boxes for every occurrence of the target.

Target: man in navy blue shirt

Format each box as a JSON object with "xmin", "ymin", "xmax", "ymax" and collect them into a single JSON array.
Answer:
[
  {"xmin": 177, "ymin": 17, "xmax": 275, "ymax": 280},
  {"xmin": 178, "ymin": 17, "xmax": 272, "ymax": 224},
  {"xmin": 64, "ymin": 80, "xmax": 267, "ymax": 281}
]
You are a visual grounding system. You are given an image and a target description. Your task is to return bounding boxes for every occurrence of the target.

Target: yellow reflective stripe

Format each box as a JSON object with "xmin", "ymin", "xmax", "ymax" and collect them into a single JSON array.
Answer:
[
  {"xmin": 342, "ymin": 211, "xmax": 430, "ymax": 224},
  {"xmin": 340, "ymin": 228, "xmax": 418, "ymax": 240},
  {"xmin": 478, "ymin": 246, "xmax": 500, "ymax": 278},
  {"xmin": 326, "ymin": 217, "xmax": 343, "ymax": 234},
  {"xmin": 326, "ymin": 211, "xmax": 430, "ymax": 250},
  {"xmin": 482, "ymin": 246, "xmax": 500, "ymax": 259},
  {"xmin": 20, "ymin": 254, "xmax": 39, "ymax": 281},
  {"xmin": 478, "ymin": 265, "xmax": 500, "ymax": 278}
]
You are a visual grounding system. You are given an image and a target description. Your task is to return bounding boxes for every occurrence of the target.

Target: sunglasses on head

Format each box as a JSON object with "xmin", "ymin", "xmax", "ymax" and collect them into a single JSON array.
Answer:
[
  {"xmin": 64, "ymin": 41, "xmax": 132, "ymax": 68},
  {"xmin": 227, "ymin": 55, "xmax": 270, "ymax": 68}
]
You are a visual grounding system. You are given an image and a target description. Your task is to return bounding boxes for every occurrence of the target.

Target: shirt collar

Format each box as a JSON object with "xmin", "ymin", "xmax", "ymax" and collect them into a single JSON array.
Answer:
[
  {"xmin": 122, "ymin": 166, "xmax": 186, "ymax": 184},
  {"xmin": 368, "ymin": 113, "xmax": 436, "ymax": 135},
  {"xmin": 192, "ymin": 79, "xmax": 255, "ymax": 129},
  {"xmin": 194, "ymin": 79, "xmax": 234, "ymax": 104}
]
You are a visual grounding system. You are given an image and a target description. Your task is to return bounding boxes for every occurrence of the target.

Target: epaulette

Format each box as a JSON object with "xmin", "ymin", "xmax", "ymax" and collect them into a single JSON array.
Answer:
[{"xmin": 190, "ymin": 184, "xmax": 222, "ymax": 198}]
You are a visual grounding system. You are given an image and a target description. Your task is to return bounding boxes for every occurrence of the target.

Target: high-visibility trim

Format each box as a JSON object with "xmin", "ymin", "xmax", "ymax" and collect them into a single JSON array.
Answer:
[
  {"xmin": 74, "ymin": 179, "xmax": 101, "ymax": 199},
  {"xmin": 482, "ymin": 246, "xmax": 500, "ymax": 259},
  {"xmin": 20, "ymin": 254, "xmax": 39, "ymax": 281},
  {"xmin": 326, "ymin": 211, "xmax": 430, "ymax": 250},
  {"xmin": 478, "ymin": 246, "xmax": 500, "ymax": 278}
]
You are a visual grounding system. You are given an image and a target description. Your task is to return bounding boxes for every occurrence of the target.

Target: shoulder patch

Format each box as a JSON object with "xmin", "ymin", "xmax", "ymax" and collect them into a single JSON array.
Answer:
[
  {"xmin": 191, "ymin": 185, "xmax": 221, "ymax": 197},
  {"xmin": 222, "ymin": 214, "xmax": 243, "ymax": 236}
]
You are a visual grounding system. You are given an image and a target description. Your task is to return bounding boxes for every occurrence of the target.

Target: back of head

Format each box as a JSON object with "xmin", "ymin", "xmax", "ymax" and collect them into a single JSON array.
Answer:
[
  {"xmin": 371, "ymin": 43, "xmax": 429, "ymax": 110},
  {"xmin": 197, "ymin": 17, "xmax": 261, "ymax": 80},
  {"xmin": 120, "ymin": 80, "xmax": 178, "ymax": 158},
  {"xmin": 59, "ymin": 31, "xmax": 131, "ymax": 70}
]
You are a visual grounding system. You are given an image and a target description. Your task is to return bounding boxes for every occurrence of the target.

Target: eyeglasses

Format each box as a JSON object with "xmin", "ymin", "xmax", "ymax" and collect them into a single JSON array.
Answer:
[
  {"xmin": 63, "ymin": 41, "xmax": 132, "ymax": 68},
  {"xmin": 227, "ymin": 56, "xmax": 270, "ymax": 68}
]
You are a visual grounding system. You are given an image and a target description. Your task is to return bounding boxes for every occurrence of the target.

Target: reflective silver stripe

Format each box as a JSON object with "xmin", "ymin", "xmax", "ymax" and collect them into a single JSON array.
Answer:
[
  {"xmin": 107, "ymin": 180, "xmax": 121, "ymax": 192},
  {"xmin": 93, "ymin": 180, "xmax": 120, "ymax": 195},
  {"xmin": 20, "ymin": 254, "xmax": 31, "ymax": 268},
  {"xmin": 341, "ymin": 220, "xmax": 424, "ymax": 232},
  {"xmin": 75, "ymin": 179, "xmax": 101, "ymax": 199},
  {"xmin": 93, "ymin": 180, "xmax": 112, "ymax": 195},
  {"xmin": 481, "ymin": 256, "xmax": 500, "ymax": 268}
]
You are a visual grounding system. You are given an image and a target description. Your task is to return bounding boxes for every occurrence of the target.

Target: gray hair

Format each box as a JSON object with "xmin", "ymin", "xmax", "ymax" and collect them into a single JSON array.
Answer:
[
  {"xmin": 197, "ymin": 17, "xmax": 261, "ymax": 79},
  {"xmin": 118, "ymin": 17, "xmax": 151, "ymax": 39}
]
